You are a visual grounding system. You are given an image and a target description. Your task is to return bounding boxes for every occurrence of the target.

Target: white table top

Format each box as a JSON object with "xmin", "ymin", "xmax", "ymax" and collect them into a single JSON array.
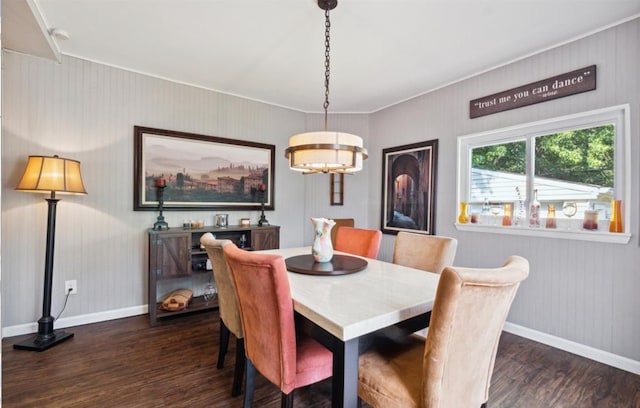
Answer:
[{"xmin": 260, "ymin": 247, "xmax": 440, "ymax": 341}]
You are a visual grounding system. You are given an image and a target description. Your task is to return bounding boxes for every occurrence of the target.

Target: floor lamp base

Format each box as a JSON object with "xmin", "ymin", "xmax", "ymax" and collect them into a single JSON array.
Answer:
[{"xmin": 13, "ymin": 330, "xmax": 74, "ymax": 352}]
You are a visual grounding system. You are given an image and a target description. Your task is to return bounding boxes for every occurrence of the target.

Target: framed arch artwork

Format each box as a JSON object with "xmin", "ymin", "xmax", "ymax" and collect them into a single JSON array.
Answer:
[{"xmin": 381, "ymin": 139, "xmax": 438, "ymax": 235}]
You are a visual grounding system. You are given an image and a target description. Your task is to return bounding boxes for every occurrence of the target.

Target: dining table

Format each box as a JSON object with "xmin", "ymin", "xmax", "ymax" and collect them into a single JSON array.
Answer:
[{"xmin": 260, "ymin": 246, "xmax": 440, "ymax": 408}]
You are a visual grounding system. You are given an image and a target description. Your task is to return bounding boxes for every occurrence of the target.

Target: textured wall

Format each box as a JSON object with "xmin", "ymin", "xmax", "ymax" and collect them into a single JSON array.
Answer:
[
  {"xmin": 368, "ymin": 19, "xmax": 640, "ymax": 361},
  {"xmin": 2, "ymin": 16, "xmax": 639, "ymax": 365},
  {"xmin": 1, "ymin": 53, "xmax": 369, "ymax": 328}
]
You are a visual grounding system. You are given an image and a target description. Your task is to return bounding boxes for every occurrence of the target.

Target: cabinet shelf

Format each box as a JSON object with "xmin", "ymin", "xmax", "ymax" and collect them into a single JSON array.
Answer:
[
  {"xmin": 148, "ymin": 224, "xmax": 280, "ymax": 326},
  {"xmin": 154, "ymin": 295, "xmax": 219, "ymax": 320}
]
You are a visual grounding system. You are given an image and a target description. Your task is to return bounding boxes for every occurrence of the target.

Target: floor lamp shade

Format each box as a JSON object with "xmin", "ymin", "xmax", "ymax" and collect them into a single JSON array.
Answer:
[
  {"xmin": 13, "ymin": 155, "xmax": 86, "ymax": 352},
  {"xmin": 16, "ymin": 155, "xmax": 87, "ymax": 195}
]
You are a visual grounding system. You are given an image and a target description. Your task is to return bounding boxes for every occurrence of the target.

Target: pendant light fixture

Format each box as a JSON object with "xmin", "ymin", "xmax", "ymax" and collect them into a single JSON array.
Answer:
[{"xmin": 285, "ymin": 0, "xmax": 368, "ymax": 174}]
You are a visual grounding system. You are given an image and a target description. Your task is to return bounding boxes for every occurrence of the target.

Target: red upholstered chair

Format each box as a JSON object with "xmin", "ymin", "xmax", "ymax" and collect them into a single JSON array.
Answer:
[
  {"xmin": 223, "ymin": 243, "xmax": 333, "ymax": 408},
  {"xmin": 358, "ymin": 256, "xmax": 529, "ymax": 408},
  {"xmin": 334, "ymin": 226, "xmax": 382, "ymax": 259},
  {"xmin": 200, "ymin": 233, "xmax": 244, "ymax": 397}
]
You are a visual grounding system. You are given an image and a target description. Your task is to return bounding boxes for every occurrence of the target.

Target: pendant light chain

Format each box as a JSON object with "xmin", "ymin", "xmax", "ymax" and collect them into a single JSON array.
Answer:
[
  {"xmin": 323, "ymin": 7, "xmax": 331, "ymax": 131},
  {"xmin": 284, "ymin": 0, "xmax": 367, "ymax": 175}
]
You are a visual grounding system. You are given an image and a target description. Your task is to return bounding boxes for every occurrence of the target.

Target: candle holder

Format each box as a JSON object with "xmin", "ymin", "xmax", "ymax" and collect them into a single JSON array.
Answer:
[
  {"xmin": 258, "ymin": 191, "xmax": 269, "ymax": 226},
  {"xmin": 153, "ymin": 185, "xmax": 169, "ymax": 231}
]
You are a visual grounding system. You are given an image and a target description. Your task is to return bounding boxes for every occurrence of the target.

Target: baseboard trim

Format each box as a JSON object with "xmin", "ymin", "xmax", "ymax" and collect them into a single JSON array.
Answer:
[
  {"xmin": 2, "ymin": 305, "xmax": 148, "ymax": 339},
  {"xmin": 4, "ymin": 308, "xmax": 639, "ymax": 375},
  {"xmin": 503, "ymin": 322, "xmax": 640, "ymax": 375}
]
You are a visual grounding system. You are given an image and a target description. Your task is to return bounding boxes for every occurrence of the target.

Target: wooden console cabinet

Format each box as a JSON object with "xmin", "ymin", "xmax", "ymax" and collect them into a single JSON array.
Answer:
[{"xmin": 148, "ymin": 225, "xmax": 279, "ymax": 326}]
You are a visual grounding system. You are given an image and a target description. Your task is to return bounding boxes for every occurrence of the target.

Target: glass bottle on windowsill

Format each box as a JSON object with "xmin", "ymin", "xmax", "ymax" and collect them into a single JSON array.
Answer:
[
  {"xmin": 457, "ymin": 202, "xmax": 469, "ymax": 224},
  {"xmin": 609, "ymin": 199, "xmax": 623, "ymax": 233},
  {"xmin": 545, "ymin": 204, "xmax": 557, "ymax": 229},
  {"xmin": 502, "ymin": 203, "xmax": 512, "ymax": 226},
  {"xmin": 529, "ymin": 189, "xmax": 541, "ymax": 228}
]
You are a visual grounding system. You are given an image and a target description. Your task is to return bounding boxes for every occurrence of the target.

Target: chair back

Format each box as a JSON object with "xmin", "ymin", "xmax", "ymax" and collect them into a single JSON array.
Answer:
[
  {"xmin": 422, "ymin": 256, "xmax": 529, "ymax": 408},
  {"xmin": 200, "ymin": 233, "xmax": 243, "ymax": 339},
  {"xmin": 223, "ymin": 243, "xmax": 298, "ymax": 394},
  {"xmin": 334, "ymin": 226, "xmax": 382, "ymax": 259},
  {"xmin": 330, "ymin": 218, "xmax": 355, "ymax": 245},
  {"xmin": 392, "ymin": 232, "xmax": 458, "ymax": 274}
]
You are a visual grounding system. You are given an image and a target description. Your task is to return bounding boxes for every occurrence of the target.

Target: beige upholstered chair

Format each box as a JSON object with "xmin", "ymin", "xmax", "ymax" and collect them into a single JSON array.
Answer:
[
  {"xmin": 392, "ymin": 232, "xmax": 458, "ymax": 274},
  {"xmin": 358, "ymin": 256, "xmax": 529, "ymax": 408},
  {"xmin": 200, "ymin": 233, "xmax": 244, "ymax": 397}
]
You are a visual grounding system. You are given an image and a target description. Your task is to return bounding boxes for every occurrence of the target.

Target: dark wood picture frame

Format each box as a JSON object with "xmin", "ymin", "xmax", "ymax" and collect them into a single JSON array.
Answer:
[
  {"xmin": 381, "ymin": 139, "xmax": 438, "ymax": 235},
  {"xmin": 134, "ymin": 126, "xmax": 275, "ymax": 211},
  {"xmin": 330, "ymin": 173, "xmax": 344, "ymax": 206}
]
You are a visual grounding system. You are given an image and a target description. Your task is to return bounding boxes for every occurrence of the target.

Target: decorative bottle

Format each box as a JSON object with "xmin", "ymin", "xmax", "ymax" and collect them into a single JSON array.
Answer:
[
  {"xmin": 457, "ymin": 202, "xmax": 469, "ymax": 224},
  {"xmin": 609, "ymin": 200, "xmax": 623, "ymax": 233},
  {"xmin": 529, "ymin": 189, "xmax": 540, "ymax": 228},
  {"xmin": 545, "ymin": 204, "xmax": 557, "ymax": 229},
  {"xmin": 502, "ymin": 203, "xmax": 512, "ymax": 226}
]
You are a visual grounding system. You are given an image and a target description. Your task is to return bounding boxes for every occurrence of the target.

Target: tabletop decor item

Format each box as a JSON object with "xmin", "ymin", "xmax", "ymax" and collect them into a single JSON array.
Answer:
[
  {"xmin": 562, "ymin": 201, "xmax": 578, "ymax": 229},
  {"xmin": 311, "ymin": 217, "xmax": 336, "ymax": 262},
  {"xmin": 457, "ymin": 202, "xmax": 469, "ymax": 224},
  {"xmin": 257, "ymin": 183, "xmax": 269, "ymax": 226},
  {"xmin": 160, "ymin": 288, "xmax": 193, "ymax": 312},
  {"xmin": 583, "ymin": 209, "xmax": 599, "ymax": 230},
  {"xmin": 609, "ymin": 199, "xmax": 623, "ymax": 233},
  {"xmin": 545, "ymin": 204, "xmax": 557, "ymax": 229},
  {"xmin": 215, "ymin": 214, "xmax": 228, "ymax": 228},
  {"xmin": 529, "ymin": 189, "xmax": 541, "ymax": 228},
  {"xmin": 502, "ymin": 203, "xmax": 512, "ymax": 226},
  {"xmin": 153, "ymin": 178, "xmax": 169, "ymax": 231},
  {"xmin": 203, "ymin": 281, "xmax": 217, "ymax": 303},
  {"xmin": 285, "ymin": 254, "xmax": 368, "ymax": 276}
]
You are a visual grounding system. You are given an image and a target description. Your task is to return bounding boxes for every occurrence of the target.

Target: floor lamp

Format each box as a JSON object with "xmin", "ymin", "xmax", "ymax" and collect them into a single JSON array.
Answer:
[{"xmin": 13, "ymin": 155, "xmax": 87, "ymax": 352}]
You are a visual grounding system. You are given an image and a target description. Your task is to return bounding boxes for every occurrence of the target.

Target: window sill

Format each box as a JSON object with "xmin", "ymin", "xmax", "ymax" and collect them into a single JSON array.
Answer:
[{"xmin": 455, "ymin": 223, "xmax": 631, "ymax": 244}]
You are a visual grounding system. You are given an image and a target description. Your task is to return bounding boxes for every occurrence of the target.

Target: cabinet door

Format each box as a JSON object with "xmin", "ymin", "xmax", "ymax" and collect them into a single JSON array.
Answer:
[
  {"xmin": 150, "ymin": 232, "xmax": 191, "ymax": 278},
  {"xmin": 252, "ymin": 227, "xmax": 280, "ymax": 250}
]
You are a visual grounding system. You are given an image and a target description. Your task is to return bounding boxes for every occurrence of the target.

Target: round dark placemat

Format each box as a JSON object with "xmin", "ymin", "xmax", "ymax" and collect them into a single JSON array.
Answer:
[{"xmin": 285, "ymin": 254, "xmax": 368, "ymax": 276}]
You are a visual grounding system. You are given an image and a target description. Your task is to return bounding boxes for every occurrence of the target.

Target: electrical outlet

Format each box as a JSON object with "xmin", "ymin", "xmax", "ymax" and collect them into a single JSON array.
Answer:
[{"xmin": 65, "ymin": 280, "xmax": 78, "ymax": 295}]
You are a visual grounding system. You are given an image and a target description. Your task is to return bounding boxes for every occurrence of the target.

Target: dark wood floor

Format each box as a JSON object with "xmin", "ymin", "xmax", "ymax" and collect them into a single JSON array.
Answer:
[{"xmin": 3, "ymin": 311, "xmax": 639, "ymax": 407}]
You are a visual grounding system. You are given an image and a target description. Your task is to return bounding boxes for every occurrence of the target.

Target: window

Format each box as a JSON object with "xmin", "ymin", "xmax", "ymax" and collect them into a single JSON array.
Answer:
[{"xmin": 457, "ymin": 105, "xmax": 630, "ymax": 243}]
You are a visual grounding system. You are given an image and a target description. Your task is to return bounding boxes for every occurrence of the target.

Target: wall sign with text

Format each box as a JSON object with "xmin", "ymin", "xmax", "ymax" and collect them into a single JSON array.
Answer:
[{"xmin": 469, "ymin": 65, "xmax": 596, "ymax": 118}]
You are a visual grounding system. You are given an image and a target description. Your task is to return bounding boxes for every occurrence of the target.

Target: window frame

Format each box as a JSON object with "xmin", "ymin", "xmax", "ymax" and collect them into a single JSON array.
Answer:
[{"xmin": 456, "ymin": 104, "xmax": 631, "ymax": 244}]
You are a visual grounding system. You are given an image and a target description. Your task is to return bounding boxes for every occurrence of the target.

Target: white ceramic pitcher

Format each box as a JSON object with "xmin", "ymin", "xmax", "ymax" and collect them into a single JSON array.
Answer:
[{"xmin": 311, "ymin": 217, "xmax": 336, "ymax": 262}]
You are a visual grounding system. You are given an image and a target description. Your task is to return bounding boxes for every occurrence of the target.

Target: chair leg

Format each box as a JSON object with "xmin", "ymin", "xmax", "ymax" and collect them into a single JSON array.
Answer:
[
  {"xmin": 231, "ymin": 338, "xmax": 245, "ymax": 397},
  {"xmin": 243, "ymin": 359, "xmax": 256, "ymax": 408},
  {"xmin": 481, "ymin": 403, "xmax": 488, "ymax": 408},
  {"xmin": 218, "ymin": 320, "xmax": 230, "ymax": 369},
  {"xmin": 281, "ymin": 390, "xmax": 294, "ymax": 408}
]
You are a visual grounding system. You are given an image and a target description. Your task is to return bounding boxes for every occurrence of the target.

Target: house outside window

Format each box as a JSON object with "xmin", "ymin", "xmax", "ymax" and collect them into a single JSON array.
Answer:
[{"xmin": 457, "ymin": 105, "xmax": 630, "ymax": 243}]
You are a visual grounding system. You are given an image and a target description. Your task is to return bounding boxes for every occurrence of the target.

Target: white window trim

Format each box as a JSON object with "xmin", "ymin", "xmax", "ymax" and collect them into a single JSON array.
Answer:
[{"xmin": 456, "ymin": 104, "xmax": 631, "ymax": 244}]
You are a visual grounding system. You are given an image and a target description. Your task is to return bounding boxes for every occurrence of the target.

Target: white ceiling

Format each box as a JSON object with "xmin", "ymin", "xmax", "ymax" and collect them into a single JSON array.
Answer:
[{"xmin": 5, "ymin": 0, "xmax": 640, "ymax": 113}]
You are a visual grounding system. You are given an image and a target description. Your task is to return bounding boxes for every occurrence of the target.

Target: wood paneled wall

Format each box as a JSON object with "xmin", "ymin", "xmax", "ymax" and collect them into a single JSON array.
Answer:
[
  {"xmin": 368, "ymin": 18, "xmax": 640, "ymax": 362},
  {"xmin": 1, "ymin": 52, "xmax": 369, "ymax": 331},
  {"xmin": 2, "ymin": 15, "xmax": 638, "ymax": 369}
]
